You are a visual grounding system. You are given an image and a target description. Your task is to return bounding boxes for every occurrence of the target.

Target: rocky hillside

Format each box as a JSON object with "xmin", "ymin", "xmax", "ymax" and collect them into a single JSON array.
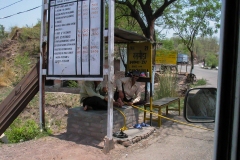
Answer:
[{"xmin": 0, "ymin": 28, "xmax": 81, "ymax": 135}]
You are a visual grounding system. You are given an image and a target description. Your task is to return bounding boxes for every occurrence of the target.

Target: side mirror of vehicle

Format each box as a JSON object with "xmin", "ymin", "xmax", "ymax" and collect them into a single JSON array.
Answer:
[{"xmin": 183, "ymin": 88, "xmax": 217, "ymax": 123}]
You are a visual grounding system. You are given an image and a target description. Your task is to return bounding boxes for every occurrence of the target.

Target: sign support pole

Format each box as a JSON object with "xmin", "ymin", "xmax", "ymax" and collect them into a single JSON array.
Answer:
[
  {"xmin": 103, "ymin": 0, "xmax": 115, "ymax": 153},
  {"xmin": 39, "ymin": 0, "xmax": 47, "ymax": 131}
]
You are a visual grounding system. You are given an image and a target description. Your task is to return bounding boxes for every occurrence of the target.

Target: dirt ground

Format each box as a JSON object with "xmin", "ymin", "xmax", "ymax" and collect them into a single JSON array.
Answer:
[
  {"xmin": 0, "ymin": 115, "xmax": 163, "ymax": 160},
  {"xmin": 0, "ymin": 134, "xmax": 110, "ymax": 160},
  {"xmin": 0, "ymin": 111, "xmax": 214, "ymax": 160},
  {"xmin": 0, "ymin": 71, "xmax": 189, "ymax": 160}
]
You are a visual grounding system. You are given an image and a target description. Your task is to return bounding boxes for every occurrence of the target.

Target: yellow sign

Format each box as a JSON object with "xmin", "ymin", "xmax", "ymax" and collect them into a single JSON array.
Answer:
[
  {"xmin": 127, "ymin": 42, "xmax": 152, "ymax": 76},
  {"xmin": 155, "ymin": 50, "xmax": 177, "ymax": 65}
]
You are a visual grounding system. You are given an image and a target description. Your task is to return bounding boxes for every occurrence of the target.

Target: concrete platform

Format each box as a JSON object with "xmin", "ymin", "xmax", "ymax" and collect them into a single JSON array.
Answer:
[{"xmin": 67, "ymin": 105, "xmax": 139, "ymax": 140}]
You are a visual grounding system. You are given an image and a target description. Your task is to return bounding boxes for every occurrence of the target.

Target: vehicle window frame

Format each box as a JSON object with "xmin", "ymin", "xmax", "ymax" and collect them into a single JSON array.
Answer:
[{"xmin": 214, "ymin": 1, "xmax": 240, "ymax": 160}]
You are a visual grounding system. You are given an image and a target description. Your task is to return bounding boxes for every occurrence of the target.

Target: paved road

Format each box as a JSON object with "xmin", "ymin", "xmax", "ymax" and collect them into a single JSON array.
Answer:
[
  {"xmin": 178, "ymin": 64, "xmax": 218, "ymax": 88},
  {"xmin": 114, "ymin": 115, "xmax": 215, "ymax": 160}
]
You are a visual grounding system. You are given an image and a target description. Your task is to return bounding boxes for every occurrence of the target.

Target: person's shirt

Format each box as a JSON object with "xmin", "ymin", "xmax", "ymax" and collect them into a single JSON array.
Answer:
[
  {"xmin": 116, "ymin": 77, "xmax": 142, "ymax": 103},
  {"xmin": 80, "ymin": 81, "xmax": 105, "ymax": 102}
]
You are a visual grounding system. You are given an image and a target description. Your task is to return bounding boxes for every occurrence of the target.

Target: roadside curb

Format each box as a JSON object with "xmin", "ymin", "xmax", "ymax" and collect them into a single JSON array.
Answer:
[{"xmin": 113, "ymin": 127, "xmax": 156, "ymax": 147}]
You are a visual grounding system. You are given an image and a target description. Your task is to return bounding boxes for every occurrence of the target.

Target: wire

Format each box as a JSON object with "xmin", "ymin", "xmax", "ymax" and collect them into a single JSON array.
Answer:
[
  {"xmin": 0, "ymin": 0, "xmax": 23, "ymax": 11},
  {"xmin": 0, "ymin": 5, "xmax": 41, "ymax": 19},
  {"xmin": 114, "ymin": 107, "xmax": 128, "ymax": 131},
  {"xmin": 131, "ymin": 104, "xmax": 215, "ymax": 132}
]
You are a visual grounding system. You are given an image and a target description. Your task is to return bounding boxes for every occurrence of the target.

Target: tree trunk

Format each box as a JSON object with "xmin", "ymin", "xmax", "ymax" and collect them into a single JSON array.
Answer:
[{"xmin": 190, "ymin": 50, "xmax": 194, "ymax": 74}]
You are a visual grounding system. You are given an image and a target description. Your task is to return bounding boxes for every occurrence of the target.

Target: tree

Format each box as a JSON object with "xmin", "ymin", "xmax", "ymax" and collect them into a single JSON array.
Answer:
[
  {"xmin": 161, "ymin": 39, "xmax": 175, "ymax": 50},
  {"xmin": 0, "ymin": 24, "xmax": 8, "ymax": 43},
  {"xmin": 164, "ymin": 0, "xmax": 221, "ymax": 74},
  {"xmin": 196, "ymin": 37, "xmax": 219, "ymax": 60},
  {"xmin": 113, "ymin": 0, "xmax": 179, "ymax": 71},
  {"xmin": 205, "ymin": 53, "xmax": 219, "ymax": 68},
  {"xmin": 115, "ymin": 0, "xmax": 178, "ymax": 42}
]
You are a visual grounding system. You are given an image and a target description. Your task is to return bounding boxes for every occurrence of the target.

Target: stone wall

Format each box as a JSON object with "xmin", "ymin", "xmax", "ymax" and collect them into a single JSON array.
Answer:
[{"xmin": 67, "ymin": 106, "xmax": 139, "ymax": 140}]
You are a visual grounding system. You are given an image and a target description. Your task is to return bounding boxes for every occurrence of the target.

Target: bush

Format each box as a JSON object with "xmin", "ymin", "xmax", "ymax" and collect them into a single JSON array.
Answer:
[
  {"xmin": 5, "ymin": 119, "xmax": 51, "ymax": 143},
  {"xmin": 205, "ymin": 53, "xmax": 218, "ymax": 68},
  {"xmin": 154, "ymin": 70, "xmax": 178, "ymax": 100},
  {"xmin": 63, "ymin": 80, "xmax": 79, "ymax": 88},
  {"xmin": 67, "ymin": 80, "xmax": 79, "ymax": 88},
  {"xmin": 190, "ymin": 78, "xmax": 207, "ymax": 88}
]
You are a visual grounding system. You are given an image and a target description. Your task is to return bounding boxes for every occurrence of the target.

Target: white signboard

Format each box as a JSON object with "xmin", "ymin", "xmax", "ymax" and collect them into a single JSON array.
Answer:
[{"xmin": 48, "ymin": 0, "xmax": 103, "ymax": 80}]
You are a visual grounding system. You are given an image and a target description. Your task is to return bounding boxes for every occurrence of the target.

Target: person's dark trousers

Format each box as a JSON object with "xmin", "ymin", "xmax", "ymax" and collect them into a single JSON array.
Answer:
[{"xmin": 83, "ymin": 96, "xmax": 108, "ymax": 110}]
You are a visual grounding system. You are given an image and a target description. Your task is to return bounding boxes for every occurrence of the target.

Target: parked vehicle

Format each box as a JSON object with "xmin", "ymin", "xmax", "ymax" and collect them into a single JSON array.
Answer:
[{"xmin": 177, "ymin": 53, "xmax": 188, "ymax": 64}]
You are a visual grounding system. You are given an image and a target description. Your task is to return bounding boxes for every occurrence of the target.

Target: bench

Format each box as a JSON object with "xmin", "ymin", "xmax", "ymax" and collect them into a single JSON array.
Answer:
[{"xmin": 143, "ymin": 97, "xmax": 180, "ymax": 127}]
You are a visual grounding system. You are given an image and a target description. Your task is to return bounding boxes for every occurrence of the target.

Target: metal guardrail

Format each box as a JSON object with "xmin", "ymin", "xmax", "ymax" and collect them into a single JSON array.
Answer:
[{"xmin": 0, "ymin": 61, "xmax": 40, "ymax": 135}]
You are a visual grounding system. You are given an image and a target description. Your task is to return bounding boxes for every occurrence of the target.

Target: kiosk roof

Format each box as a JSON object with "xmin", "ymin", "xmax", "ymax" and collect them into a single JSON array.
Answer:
[{"xmin": 105, "ymin": 28, "xmax": 150, "ymax": 43}]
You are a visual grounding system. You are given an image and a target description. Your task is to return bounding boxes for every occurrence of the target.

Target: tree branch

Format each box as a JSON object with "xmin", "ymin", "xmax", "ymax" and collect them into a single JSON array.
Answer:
[
  {"xmin": 153, "ymin": 0, "xmax": 177, "ymax": 19},
  {"xmin": 116, "ymin": 0, "xmax": 147, "ymax": 36}
]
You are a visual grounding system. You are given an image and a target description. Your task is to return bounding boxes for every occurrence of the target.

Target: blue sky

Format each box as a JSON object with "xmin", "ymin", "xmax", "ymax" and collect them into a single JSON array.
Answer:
[
  {"xmin": 0, "ymin": 0, "xmax": 220, "ymax": 38},
  {"xmin": 0, "ymin": 0, "xmax": 42, "ymax": 31}
]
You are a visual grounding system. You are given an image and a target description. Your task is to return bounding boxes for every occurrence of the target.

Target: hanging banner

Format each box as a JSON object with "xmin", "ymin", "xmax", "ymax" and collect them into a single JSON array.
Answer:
[{"xmin": 47, "ymin": 0, "xmax": 104, "ymax": 80}]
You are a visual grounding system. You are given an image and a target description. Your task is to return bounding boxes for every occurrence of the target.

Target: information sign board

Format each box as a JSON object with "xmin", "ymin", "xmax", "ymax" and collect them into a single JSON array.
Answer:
[
  {"xmin": 127, "ymin": 42, "xmax": 152, "ymax": 76},
  {"xmin": 155, "ymin": 50, "xmax": 177, "ymax": 65},
  {"xmin": 48, "ymin": 0, "xmax": 103, "ymax": 80}
]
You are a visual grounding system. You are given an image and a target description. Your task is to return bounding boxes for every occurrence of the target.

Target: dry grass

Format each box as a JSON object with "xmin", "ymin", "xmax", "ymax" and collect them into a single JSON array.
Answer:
[
  {"xmin": 0, "ymin": 61, "xmax": 15, "ymax": 87},
  {"xmin": 21, "ymin": 92, "xmax": 80, "ymax": 134},
  {"xmin": 154, "ymin": 70, "xmax": 179, "ymax": 100}
]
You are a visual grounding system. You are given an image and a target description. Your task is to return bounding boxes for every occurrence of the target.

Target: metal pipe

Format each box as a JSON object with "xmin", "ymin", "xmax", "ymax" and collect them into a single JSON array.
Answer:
[
  {"xmin": 39, "ymin": 0, "xmax": 45, "ymax": 132},
  {"xmin": 39, "ymin": 0, "xmax": 47, "ymax": 131},
  {"xmin": 107, "ymin": 0, "xmax": 115, "ymax": 140}
]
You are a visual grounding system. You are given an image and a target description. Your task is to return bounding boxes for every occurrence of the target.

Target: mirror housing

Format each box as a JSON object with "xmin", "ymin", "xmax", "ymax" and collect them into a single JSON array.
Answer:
[{"xmin": 183, "ymin": 88, "xmax": 217, "ymax": 123}]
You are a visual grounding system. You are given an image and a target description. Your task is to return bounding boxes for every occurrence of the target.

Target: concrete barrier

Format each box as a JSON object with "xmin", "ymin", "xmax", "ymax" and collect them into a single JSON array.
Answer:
[{"xmin": 0, "ymin": 133, "xmax": 9, "ymax": 143}]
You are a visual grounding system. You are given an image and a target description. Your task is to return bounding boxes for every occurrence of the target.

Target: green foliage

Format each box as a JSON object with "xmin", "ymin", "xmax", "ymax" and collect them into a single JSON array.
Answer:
[
  {"xmin": 67, "ymin": 80, "xmax": 79, "ymax": 88},
  {"xmin": 20, "ymin": 26, "xmax": 40, "ymax": 42},
  {"xmin": 190, "ymin": 78, "xmax": 207, "ymax": 88},
  {"xmin": 165, "ymin": 37, "xmax": 189, "ymax": 53},
  {"xmin": 0, "ymin": 24, "xmax": 8, "ymax": 43},
  {"xmin": 161, "ymin": 39, "xmax": 175, "ymax": 50},
  {"xmin": 8, "ymin": 22, "xmax": 41, "ymax": 55},
  {"xmin": 157, "ymin": 48, "xmax": 175, "ymax": 54},
  {"xmin": 13, "ymin": 52, "xmax": 31, "ymax": 85},
  {"xmin": 115, "ymin": 0, "xmax": 177, "ymax": 40},
  {"xmin": 5, "ymin": 119, "xmax": 51, "ymax": 143},
  {"xmin": 14, "ymin": 52, "xmax": 31, "ymax": 73},
  {"xmin": 195, "ymin": 37, "xmax": 219, "ymax": 60},
  {"xmin": 195, "ymin": 78, "xmax": 207, "ymax": 86},
  {"xmin": 9, "ymin": 26, "xmax": 19, "ymax": 38},
  {"xmin": 205, "ymin": 53, "xmax": 218, "ymax": 68},
  {"xmin": 154, "ymin": 70, "xmax": 178, "ymax": 100},
  {"xmin": 159, "ymin": 37, "xmax": 219, "ymax": 62},
  {"xmin": 164, "ymin": 0, "xmax": 221, "ymax": 72}
]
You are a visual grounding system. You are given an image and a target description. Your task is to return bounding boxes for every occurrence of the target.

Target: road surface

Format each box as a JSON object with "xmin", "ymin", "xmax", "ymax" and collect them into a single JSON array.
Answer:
[{"xmin": 178, "ymin": 64, "xmax": 218, "ymax": 88}]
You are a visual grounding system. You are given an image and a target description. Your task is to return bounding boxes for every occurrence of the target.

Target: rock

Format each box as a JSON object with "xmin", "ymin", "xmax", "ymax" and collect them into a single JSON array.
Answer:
[{"xmin": 122, "ymin": 140, "xmax": 132, "ymax": 147}]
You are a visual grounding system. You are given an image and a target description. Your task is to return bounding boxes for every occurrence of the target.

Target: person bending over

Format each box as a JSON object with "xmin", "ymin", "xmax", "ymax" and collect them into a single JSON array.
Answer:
[{"xmin": 80, "ymin": 81, "xmax": 121, "ymax": 111}]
